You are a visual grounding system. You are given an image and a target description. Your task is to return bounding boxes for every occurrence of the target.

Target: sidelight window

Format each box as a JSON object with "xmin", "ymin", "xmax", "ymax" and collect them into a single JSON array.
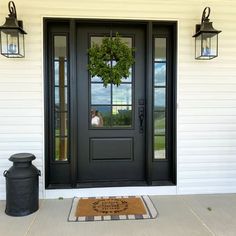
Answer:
[
  {"xmin": 153, "ymin": 38, "xmax": 167, "ymax": 159},
  {"xmin": 53, "ymin": 35, "xmax": 69, "ymax": 161}
]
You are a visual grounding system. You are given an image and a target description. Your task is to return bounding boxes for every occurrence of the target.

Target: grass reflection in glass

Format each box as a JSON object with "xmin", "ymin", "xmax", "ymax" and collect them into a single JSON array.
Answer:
[
  {"xmin": 112, "ymin": 106, "xmax": 132, "ymax": 127},
  {"xmin": 154, "ymin": 112, "xmax": 165, "ymax": 135},
  {"xmin": 154, "ymin": 136, "xmax": 166, "ymax": 159},
  {"xmin": 55, "ymin": 137, "xmax": 67, "ymax": 161}
]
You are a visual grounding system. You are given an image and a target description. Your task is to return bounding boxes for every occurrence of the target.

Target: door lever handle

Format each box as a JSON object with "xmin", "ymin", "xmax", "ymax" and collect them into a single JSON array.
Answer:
[{"xmin": 138, "ymin": 107, "xmax": 144, "ymax": 133}]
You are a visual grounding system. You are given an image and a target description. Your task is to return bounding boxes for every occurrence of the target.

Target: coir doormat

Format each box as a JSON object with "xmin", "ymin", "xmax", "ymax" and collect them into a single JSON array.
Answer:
[{"xmin": 68, "ymin": 196, "xmax": 158, "ymax": 222}]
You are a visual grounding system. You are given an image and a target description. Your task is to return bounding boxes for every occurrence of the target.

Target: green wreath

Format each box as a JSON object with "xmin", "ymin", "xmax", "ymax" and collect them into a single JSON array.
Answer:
[{"xmin": 88, "ymin": 33, "xmax": 135, "ymax": 87}]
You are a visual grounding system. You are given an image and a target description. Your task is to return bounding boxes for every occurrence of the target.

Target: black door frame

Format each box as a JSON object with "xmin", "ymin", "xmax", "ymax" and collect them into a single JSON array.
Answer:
[{"xmin": 44, "ymin": 18, "xmax": 177, "ymax": 189}]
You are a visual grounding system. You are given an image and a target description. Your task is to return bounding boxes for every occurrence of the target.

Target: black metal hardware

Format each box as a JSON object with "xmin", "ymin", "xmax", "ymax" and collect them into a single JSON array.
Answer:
[
  {"xmin": 8, "ymin": 1, "xmax": 17, "ymax": 18},
  {"xmin": 192, "ymin": 7, "xmax": 221, "ymax": 60},
  {"xmin": 0, "ymin": 1, "xmax": 27, "ymax": 58},
  {"xmin": 201, "ymin": 7, "xmax": 211, "ymax": 24},
  {"xmin": 138, "ymin": 99, "xmax": 145, "ymax": 105},
  {"xmin": 139, "ymin": 107, "xmax": 144, "ymax": 133}
]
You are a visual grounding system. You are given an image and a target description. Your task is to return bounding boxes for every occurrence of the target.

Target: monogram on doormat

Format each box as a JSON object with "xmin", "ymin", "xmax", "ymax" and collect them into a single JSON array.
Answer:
[{"xmin": 68, "ymin": 196, "xmax": 158, "ymax": 222}]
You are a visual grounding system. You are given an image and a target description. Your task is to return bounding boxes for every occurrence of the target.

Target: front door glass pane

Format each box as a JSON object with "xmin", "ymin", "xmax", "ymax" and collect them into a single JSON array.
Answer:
[
  {"xmin": 113, "ymin": 84, "xmax": 132, "ymax": 105},
  {"xmin": 91, "ymin": 106, "xmax": 111, "ymax": 127},
  {"xmin": 90, "ymin": 36, "xmax": 133, "ymax": 128},
  {"xmin": 112, "ymin": 106, "xmax": 132, "ymax": 127},
  {"xmin": 91, "ymin": 84, "xmax": 111, "ymax": 105}
]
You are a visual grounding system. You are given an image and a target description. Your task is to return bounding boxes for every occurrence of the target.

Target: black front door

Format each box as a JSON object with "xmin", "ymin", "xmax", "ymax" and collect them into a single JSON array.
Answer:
[
  {"xmin": 45, "ymin": 19, "xmax": 177, "ymax": 188},
  {"xmin": 77, "ymin": 24, "xmax": 146, "ymax": 183}
]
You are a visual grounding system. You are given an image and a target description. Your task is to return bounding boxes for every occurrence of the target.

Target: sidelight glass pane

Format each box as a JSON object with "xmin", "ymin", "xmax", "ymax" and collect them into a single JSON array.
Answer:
[
  {"xmin": 55, "ymin": 112, "xmax": 68, "ymax": 136},
  {"xmin": 154, "ymin": 88, "xmax": 166, "ymax": 110},
  {"xmin": 53, "ymin": 35, "xmax": 68, "ymax": 161},
  {"xmin": 112, "ymin": 106, "xmax": 132, "ymax": 127},
  {"xmin": 54, "ymin": 61, "xmax": 67, "ymax": 86},
  {"xmin": 55, "ymin": 137, "xmax": 68, "ymax": 161},
  {"xmin": 55, "ymin": 87, "xmax": 68, "ymax": 111},
  {"xmin": 155, "ymin": 38, "xmax": 166, "ymax": 62},
  {"xmin": 54, "ymin": 61, "xmax": 59, "ymax": 85},
  {"xmin": 113, "ymin": 84, "xmax": 132, "ymax": 105},
  {"xmin": 154, "ymin": 112, "xmax": 165, "ymax": 135},
  {"xmin": 154, "ymin": 63, "xmax": 166, "ymax": 86},
  {"xmin": 54, "ymin": 36, "xmax": 67, "ymax": 60},
  {"xmin": 91, "ymin": 84, "xmax": 111, "ymax": 105},
  {"xmin": 91, "ymin": 106, "xmax": 111, "ymax": 127},
  {"xmin": 154, "ymin": 136, "xmax": 166, "ymax": 159}
]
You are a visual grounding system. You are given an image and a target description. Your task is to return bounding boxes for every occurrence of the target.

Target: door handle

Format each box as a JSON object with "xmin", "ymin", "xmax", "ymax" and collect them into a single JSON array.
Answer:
[{"xmin": 138, "ymin": 107, "xmax": 144, "ymax": 133}]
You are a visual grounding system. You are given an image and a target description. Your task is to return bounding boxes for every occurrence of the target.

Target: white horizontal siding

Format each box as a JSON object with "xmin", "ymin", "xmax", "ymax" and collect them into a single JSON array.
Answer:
[{"xmin": 0, "ymin": 0, "xmax": 236, "ymax": 199}]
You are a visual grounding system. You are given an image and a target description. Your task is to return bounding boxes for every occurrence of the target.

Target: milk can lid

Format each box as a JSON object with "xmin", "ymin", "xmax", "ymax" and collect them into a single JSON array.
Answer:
[{"xmin": 9, "ymin": 153, "xmax": 36, "ymax": 162}]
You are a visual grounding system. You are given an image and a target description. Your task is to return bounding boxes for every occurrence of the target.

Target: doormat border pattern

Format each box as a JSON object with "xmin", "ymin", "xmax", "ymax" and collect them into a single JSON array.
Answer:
[{"xmin": 68, "ymin": 195, "xmax": 158, "ymax": 222}]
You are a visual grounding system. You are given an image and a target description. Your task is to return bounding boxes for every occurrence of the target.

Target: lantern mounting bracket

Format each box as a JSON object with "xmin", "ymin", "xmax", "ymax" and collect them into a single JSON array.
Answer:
[
  {"xmin": 201, "ymin": 7, "xmax": 210, "ymax": 24},
  {"xmin": 8, "ymin": 1, "xmax": 17, "ymax": 19}
]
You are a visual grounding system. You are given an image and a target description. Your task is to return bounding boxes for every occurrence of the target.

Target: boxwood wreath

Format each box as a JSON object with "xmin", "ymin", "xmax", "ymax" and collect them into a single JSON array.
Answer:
[{"xmin": 88, "ymin": 33, "xmax": 135, "ymax": 87}]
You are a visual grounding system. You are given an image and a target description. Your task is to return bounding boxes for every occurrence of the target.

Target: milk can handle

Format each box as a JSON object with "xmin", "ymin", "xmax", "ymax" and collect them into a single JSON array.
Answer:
[
  {"xmin": 3, "ymin": 170, "xmax": 8, "ymax": 177},
  {"xmin": 38, "ymin": 170, "xmax": 41, "ymax": 176}
]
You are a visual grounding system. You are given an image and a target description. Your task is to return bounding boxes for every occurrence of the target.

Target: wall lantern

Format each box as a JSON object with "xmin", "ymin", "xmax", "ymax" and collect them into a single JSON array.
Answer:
[
  {"xmin": 193, "ymin": 7, "xmax": 221, "ymax": 60},
  {"xmin": 0, "ymin": 1, "xmax": 27, "ymax": 58}
]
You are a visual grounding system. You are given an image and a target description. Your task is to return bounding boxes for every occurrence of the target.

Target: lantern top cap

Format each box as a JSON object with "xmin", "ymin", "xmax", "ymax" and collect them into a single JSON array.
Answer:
[
  {"xmin": 0, "ymin": 1, "xmax": 27, "ymax": 34},
  {"xmin": 193, "ymin": 7, "xmax": 221, "ymax": 38}
]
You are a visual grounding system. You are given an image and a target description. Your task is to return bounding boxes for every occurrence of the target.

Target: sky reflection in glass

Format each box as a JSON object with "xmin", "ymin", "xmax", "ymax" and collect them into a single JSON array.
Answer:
[
  {"xmin": 91, "ymin": 84, "xmax": 111, "ymax": 105},
  {"xmin": 154, "ymin": 63, "xmax": 166, "ymax": 86},
  {"xmin": 113, "ymin": 84, "xmax": 132, "ymax": 105}
]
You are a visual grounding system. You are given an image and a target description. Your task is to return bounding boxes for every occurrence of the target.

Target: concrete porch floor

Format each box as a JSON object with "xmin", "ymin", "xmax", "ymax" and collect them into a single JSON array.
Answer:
[{"xmin": 0, "ymin": 194, "xmax": 236, "ymax": 236}]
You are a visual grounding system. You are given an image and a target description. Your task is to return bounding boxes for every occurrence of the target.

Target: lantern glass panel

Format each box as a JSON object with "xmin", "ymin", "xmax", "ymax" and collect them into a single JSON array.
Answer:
[
  {"xmin": 195, "ymin": 34, "xmax": 202, "ymax": 59},
  {"xmin": 18, "ymin": 32, "xmax": 25, "ymax": 57},
  {"xmin": 201, "ymin": 33, "xmax": 217, "ymax": 58},
  {"xmin": 0, "ymin": 31, "xmax": 8, "ymax": 54},
  {"xmin": 195, "ymin": 32, "xmax": 218, "ymax": 60},
  {"xmin": 0, "ymin": 29, "xmax": 25, "ymax": 58}
]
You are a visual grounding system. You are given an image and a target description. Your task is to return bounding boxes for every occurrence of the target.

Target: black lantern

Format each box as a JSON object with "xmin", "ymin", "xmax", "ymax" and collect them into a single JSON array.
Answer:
[
  {"xmin": 193, "ymin": 7, "xmax": 221, "ymax": 60},
  {"xmin": 0, "ymin": 1, "xmax": 27, "ymax": 58}
]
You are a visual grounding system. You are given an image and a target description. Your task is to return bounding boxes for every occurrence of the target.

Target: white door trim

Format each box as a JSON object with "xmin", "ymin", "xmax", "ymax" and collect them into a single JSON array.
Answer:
[{"xmin": 45, "ymin": 186, "xmax": 177, "ymax": 199}]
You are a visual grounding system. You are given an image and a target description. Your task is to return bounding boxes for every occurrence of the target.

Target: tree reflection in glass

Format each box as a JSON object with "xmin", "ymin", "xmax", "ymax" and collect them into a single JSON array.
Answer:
[{"xmin": 112, "ymin": 106, "xmax": 132, "ymax": 127}]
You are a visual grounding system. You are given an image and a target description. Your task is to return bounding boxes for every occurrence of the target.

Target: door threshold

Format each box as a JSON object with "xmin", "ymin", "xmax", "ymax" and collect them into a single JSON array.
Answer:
[
  {"xmin": 76, "ymin": 180, "xmax": 148, "ymax": 188},
  {"xmin": 44, "ymin": 185, "xmax": 177, "ymax": 199},
  {"xmin": 47, "ymin": 180, "xmax": 175, "ymax": 189}
]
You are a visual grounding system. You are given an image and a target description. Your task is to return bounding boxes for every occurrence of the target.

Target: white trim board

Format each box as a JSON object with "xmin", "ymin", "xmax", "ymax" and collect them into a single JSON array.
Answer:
[{"xmin": 44, "ymin": 186, "xmax": 177, "ymax": 199}]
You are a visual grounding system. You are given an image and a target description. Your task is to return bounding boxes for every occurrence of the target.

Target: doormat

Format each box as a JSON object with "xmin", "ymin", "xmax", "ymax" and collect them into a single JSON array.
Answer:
[{"xmin": 68, "ymin": 196, "xmax": 158, "ymax": 222}]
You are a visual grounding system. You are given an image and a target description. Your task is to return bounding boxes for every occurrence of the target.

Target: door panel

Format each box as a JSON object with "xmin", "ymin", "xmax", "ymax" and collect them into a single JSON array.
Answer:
[{"xmin": 77, "ymin": 24, "xmax": 145, "ymax": 182}]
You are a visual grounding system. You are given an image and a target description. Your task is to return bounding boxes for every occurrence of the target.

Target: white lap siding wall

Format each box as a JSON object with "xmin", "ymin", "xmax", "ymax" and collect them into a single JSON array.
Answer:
[{"xmin": 0, "ymin": 0, "xmax": 236, "ymax": 199}]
